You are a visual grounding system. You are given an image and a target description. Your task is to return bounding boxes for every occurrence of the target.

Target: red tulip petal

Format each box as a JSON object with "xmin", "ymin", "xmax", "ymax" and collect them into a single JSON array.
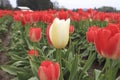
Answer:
[
  {"xmin": 46, "ymin": 24, "xmax": 53, "ymax": 45},
  {"xmin": 106, "ymin": 33, "xmax": 120, "ymax": 59},
  {"xmin": 95, "ymin": 29, "xmax": 111, "ymax": 56},
  {"xmin": 55, "ymin": 63, "xmax": 60, "ymax": 80},
  {"xmin": 38, "ymin": 67, "xmax": 47, "ymax": 80}
]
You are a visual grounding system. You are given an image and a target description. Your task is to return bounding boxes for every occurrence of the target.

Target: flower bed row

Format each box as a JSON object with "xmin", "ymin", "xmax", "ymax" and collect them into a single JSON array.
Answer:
[{"xmin": 0, "ymin": 9, "xmax": 120, "ymax": 80}]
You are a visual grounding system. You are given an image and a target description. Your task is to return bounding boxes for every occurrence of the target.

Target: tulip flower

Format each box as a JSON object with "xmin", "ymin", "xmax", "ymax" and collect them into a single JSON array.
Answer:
[
  {"xmin": 28, "ymin": 49, "xmax": 38, "ymax": 57},
  {"xmin": 47, "ymin": 18, "xmax": 70, "ymax": 49},
  {"xmin": 57, "ymin": 10, "xmax": 68, "ymax": 20},
  {"xmin": 29, "ymin": 27, "xmax": 42, "ymax": 42},
  {"xmin": 46, "ymin": 24, "xmax": 73, "ymax": 46},
  {"xmin": 70, "ymin": 12, "xmax": 80, "ymax": 21},
  {"xmin": 46, "ymin": 24, "xmax": 53, "ymax": 45},
  {"xmin": 86, "ymin": 26, "xmax": 100, "ymax": 43},
  {"xmin": 38, "ymin": 60, "xmax": 60, "ymax": 80},
  {"xmin": 69, "ymin": 25, "xmax": 75, "ymax": 34},
  {"xmin": 94, "ymin": 24, "xmax": 120, "ymax": 59}
]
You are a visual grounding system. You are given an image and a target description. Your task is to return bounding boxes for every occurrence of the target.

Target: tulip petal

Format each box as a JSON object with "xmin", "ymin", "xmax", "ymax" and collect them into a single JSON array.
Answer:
[
  {"xmin": 50, "ymin": 18, "xmax": 70, "ymax": 48},
  {"xmin": 29, "ymin": 28, "xmax": 42, "ymax": 42},
  {"xmin": 107, "ymin": 33, "xmax": 120, "ymax": 59},
  {"xmin": 94, "ymin": 24, "xmax": 120, "ymax": 59},
  {"xmin": 55, "ymin": 63, "xmax": 60, "ymax": 80},
  {"xmin": 95, "ymin": 29, "xmax": 111, "ymax": 56},
  {"xmin": 46, "ymin": 24, "xmax": 53, "ymax": 45},
  {"xmin": 38, "ymin": 67, "xmax": 47, "ymax": 80},
  {"xmin": 38, "ymin": 61, "xmax": 60, "ymax": 80}
]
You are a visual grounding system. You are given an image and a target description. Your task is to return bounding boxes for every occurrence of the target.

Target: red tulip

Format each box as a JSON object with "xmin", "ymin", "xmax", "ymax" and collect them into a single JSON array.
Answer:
[
  {"xmin": 46, "ymin": 24, "xmax": 53, "ymax": 45},
  {"xmin": 70, "ymin": 12, "xmax": 80, "ymax": 21},
  {"xmin": 29, "ymin": 27, "xmax": 42, "ymax": 42},
  {"xmin": 86, "ymin": 26, "xmax": 100, "ymax": 43},
  {"xmin": 38, "ymin": 60, "xmax": 60, "ymax": 80},
  {"xmin": 28, "ymin": 49, "xmax": 38, "ymax": 57},
  {"xmin": 57, "ymin": 10, "xmax": 68, "ymax": 20},
  {"xmin": 42, "ymin": 13, "xmax": 54, "ymax": 24},
  {"xmin": 69, "ymin": 25, "xmax": 75, "ymax": 34},
  {"xmin": 22, "ymin": 13, "xmax": 31, "ymax": 25},
  {"xmin": 94, "ymin": 24, "xmax": 120, "ymax": 59}
]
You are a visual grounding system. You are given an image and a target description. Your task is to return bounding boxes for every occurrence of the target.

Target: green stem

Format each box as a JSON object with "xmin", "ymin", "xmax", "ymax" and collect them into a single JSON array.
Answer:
[
  {"xmin": 105, "ymin": 59, "xmax": 118, "ymax": 80},
  {"xmin": 33, "ymin": 42, "xmax": 35, "ymax": 50},
  {"xmin": 56, "ymin": 49, "xmax": 64, "ymax": 80},
  {"xmin": 83, "ymin": 52, "xmax": 96, "ymax": 72},
  {"xmin": 79, "ymin": 52, "xmax": 96, "ymax": 79}
]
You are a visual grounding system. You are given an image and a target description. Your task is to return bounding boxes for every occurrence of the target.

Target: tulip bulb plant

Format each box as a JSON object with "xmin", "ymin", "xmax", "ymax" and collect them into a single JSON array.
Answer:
[
  {"xmin": 29, "ymin": 27, "xmax": 42, "ymax": 42},
  {"xmin": 1, "ymin": 9, "xmax": 120, "ymax": 80},
  {"xmin": 28, "ymin": 49, "xmax": 38, "ymax": 57},
  {"xmin": 38, "ymin": 60, "xmax": 60, "ymax": 80},
  {"xmin": 69, "ymin": 25, "xmax": 74, "ymax": 34},
  {"xmin": 86, "ymin": 23, "xmax": 120, "ymax": 80},
  {"xmin": 47, "ymin": 18, "xmax": 70, "ymax": 49}
]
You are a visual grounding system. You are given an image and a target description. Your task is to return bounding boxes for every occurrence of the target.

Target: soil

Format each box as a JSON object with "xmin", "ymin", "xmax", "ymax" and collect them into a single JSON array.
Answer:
[
  {"xmin": 0, "ymin": 52, "xmax": 12, "ymax": 80},
  {"xmin": 0, "ymin": 23, "xmax": 14, "ymax": 80}
]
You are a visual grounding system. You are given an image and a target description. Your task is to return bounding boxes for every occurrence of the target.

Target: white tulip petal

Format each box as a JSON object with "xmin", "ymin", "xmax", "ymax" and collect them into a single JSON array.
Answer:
[{"xmin": 49, "ymin": 18, "xmax": 70, "ymax": 48}]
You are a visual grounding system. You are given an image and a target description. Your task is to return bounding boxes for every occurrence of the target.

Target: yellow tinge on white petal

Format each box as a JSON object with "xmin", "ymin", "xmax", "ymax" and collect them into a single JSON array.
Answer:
[{"xmin": 50, "ymin": 18, "xmax": 70, "ymax": 48}]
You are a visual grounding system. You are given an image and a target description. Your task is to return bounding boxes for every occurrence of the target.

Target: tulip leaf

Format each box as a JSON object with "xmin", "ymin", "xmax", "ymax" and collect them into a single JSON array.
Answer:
[
  {"xmin": 94, "ymin": 69, "xmax": 101, "ymax": 80},
  {"xmin": 10, "ymin": 54, "xmax": 26, "ymax": 61},
  {"xmin": 1, "ymin": 65, "xmax": 22, "ymax": 75},
  {"xmin": 28, "ymin": 77, "xmax": 39, "ymax": 80},
  {"xmin": 116, "ymin": 76, "xmax": 120, "ymax": 80},
  {"xmin": 12, "ymin": 61, "xmax": 29, "ymax": 67},
  {"xmin": 17, "ymin": 71, "xmax": 33, "ymax": 80},
  {"xmin": 11, "ymin": 77, "xmax": 19, "ymax": 80},
  {"xmin": 63, "ymin": 59, "xmax": 71, "ymax": 71},
  {"xmin": 29, "ymin": 59, "xmax": 39, "ymax": 77},
  {"xmin": 69, "ymin": 55, "xmax": 79, "ymax": 80},
  {"xmin": 24, "ymin": 37, "xmax": 33, "ymax": 49}
]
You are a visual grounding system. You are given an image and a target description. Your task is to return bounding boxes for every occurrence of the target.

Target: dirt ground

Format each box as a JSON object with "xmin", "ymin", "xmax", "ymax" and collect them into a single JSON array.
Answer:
[
  {"xmin": 0, "ymin": 23, "xmax": 14, "ymax": 80},
  {"xmin": 0, "ymin": 52, "xmax": 13, "ymax": 80}
]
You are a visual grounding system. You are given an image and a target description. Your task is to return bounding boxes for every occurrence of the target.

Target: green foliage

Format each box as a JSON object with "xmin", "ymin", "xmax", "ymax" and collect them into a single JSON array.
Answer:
[
  {"xmin": 0, "ymin": 15, "xmax": 13, "ymax": 51},
  {"xmin": 1, "ymin": 15, "xmax": 118, "ymax": 80}
]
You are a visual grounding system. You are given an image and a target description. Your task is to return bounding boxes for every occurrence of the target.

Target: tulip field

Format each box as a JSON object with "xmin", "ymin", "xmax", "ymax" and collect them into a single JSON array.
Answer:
[{"xmin": 1, "ymin": 9, "xmax": 120, "ymax": 80}]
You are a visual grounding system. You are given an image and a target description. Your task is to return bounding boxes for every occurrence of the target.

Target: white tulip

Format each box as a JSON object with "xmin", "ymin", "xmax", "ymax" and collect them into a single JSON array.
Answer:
[{"xmin": 49, "ymin": 18, "xmax": 70, "ymax": 48}]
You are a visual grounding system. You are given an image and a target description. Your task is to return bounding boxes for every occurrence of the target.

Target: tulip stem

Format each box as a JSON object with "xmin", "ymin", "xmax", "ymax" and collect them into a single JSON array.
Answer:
[
  {"xmin": 79, "ymin": 52, "xmax": 96, "ymax": 79},
  {"xmin": 83, "ymin": 52, "xmax": 96, "ymax": 72},
  {"xmin": 33, "ymin": 42, "xmax": 36, "ymax": 51},
  {"xmin": 102, "ymin": 59, "xmax": 118, "ymax": 80},
  {"xmin": 56, "ymin": 49, "xmax": 64, "ymax": 80}
]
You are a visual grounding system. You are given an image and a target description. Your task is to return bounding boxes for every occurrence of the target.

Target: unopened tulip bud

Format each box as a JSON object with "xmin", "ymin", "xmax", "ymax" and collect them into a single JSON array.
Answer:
[
  {"xmin": 38, "ymin": 60, "xmax": 60, "ymax": 80},
  {"xmin": 47, "ymin": 18, "xmax": 70, "ymax": 49},
  {"xmin": 29, "ymin": 27, "xmax": 42, "ymax": 42}
]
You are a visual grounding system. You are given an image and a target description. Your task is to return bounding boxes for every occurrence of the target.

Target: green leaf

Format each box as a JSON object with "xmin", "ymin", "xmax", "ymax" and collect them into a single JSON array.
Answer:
[
  {"xmin": 17, "ymin": 71, "xmax": 33, "ymax": 80},
  {"xmin": 24, "ymin": 37, "xmax": 33, "ymax": 49},
  {"xmin": 83, "ymin": 53, "xmax": 96, "ymax": 72},
  {"xmin": 69, "ymin": 55, "xmax": 79, "ymax": 80},
  {"xmin": 63, "ymin": 59, "xmax": 71, "ymax": 71},
  {"xmin": 12, "ymin": 61, "xmax": 29, "ymax": 67},
  {"xmin": 116, "ymin": 76, "xmax": 120, "ymax": 80},
  {"xmin": 28, "ymin": 77, "xmax": 39, "ymax": 80},
  {"xmin": 30, "ymin": 59, "xmax": 39, "ymax": 76},
  {"xmin": 1, "ymin": 65, "xmax": 22, "ymax": 75},
  {"xmin": 10, "ymin": 54, "xmax": 26, "ymax": 61},
  {"xmin": 11, "ymin": 77, "xmax": 19, "ymax": 80},
  {"xmin": 68, "ymin": 52, "xmax": 74, "ymax": 61},
  {"xmin": 47, "ymin": 49, "xmax": 56, "ymax": 57},
  {"xmin": 94, "ymin": 69, "xmax": 101, "ymax": 80}
]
